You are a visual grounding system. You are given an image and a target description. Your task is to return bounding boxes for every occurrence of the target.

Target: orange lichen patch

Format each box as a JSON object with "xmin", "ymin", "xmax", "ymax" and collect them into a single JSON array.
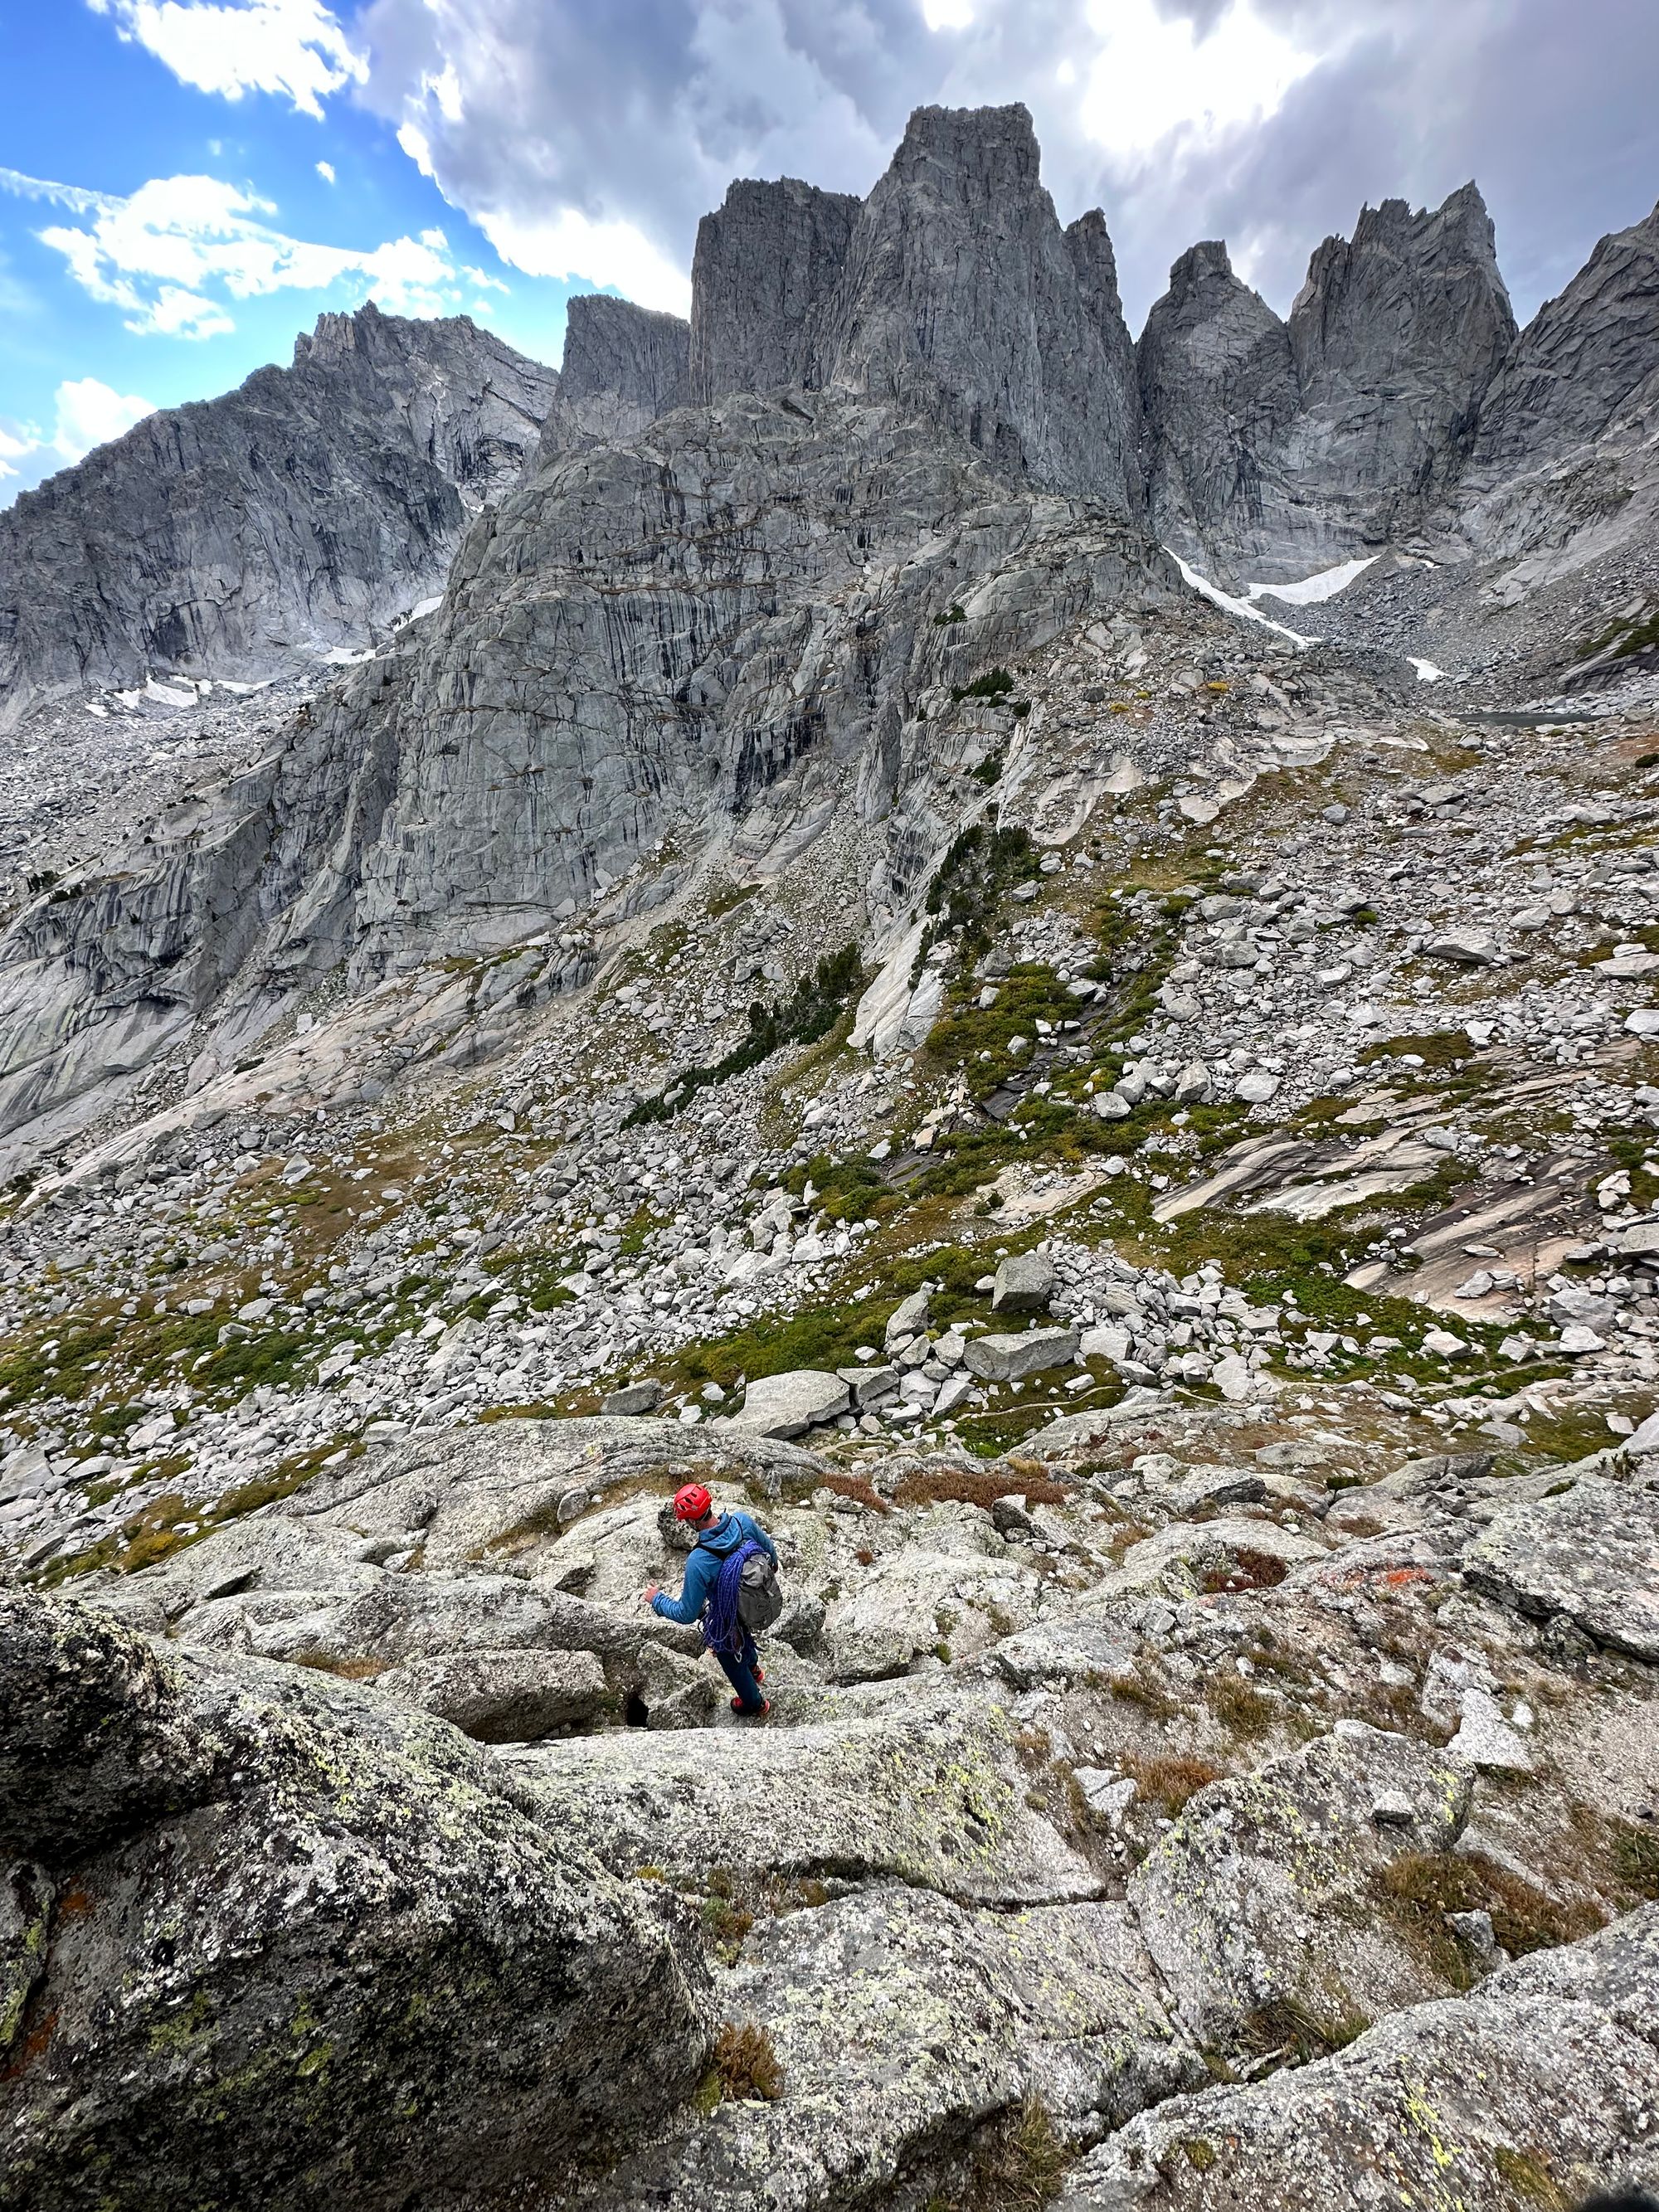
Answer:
[{"xmin": 0, "ymin": 2009, "xmax": 57, "ymax": 2083}]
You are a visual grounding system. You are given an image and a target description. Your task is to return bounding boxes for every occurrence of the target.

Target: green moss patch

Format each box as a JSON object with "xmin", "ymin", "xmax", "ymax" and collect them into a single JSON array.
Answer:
[
  {"xmin": 627, "ymin": 945, "xmax": 864, "ymax": 1129},
  {"xmin": 38, "ymin": 1441, "xmax": 343, "ymax": 1584},
  {"xmin": 929, "ymin": 966, "xmax": 1086, "ymax": 1097}
]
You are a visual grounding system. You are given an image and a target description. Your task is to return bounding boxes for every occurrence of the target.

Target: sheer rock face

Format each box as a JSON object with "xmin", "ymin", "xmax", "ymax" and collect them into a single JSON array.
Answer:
[
  {"xmin": 0, "ymin": 304, "xmax": 557, "ymax": 730},
  {"xmin": 0, "ymin": 391, "xmax": 1171, "ymax": 1154},
  {"xmin": 1282, "ymin": 183, "xmax": 1516, "ymax": 546},
  {"xmin": 539, "ymin": 292, "xmax": 690, "ymax": 454},
  {"xmin": 811, "ymin": 104, "xmax": 1144, "ymax": 512},
  {"xmin": 1139, "ymin": 187, "xmax": 1518, "ymax": 576},
  {"xmin": 1472, "ymin": 202, "xmax": 1659, "ymax": 468},
  {"xmin": 688, "ymin": 106, "xmax": 1142, "ymax": 513},
  {"xmin": 688, "ymin": 176, "xmax": 860, "ymax": 402},
  {"xmin": 1459, "ymin": 201, "xmax": 1659, "ymax": 571},
  {"xmin": 1136, "ymin": 241, "xmax": 1301, "ymax": 570}
]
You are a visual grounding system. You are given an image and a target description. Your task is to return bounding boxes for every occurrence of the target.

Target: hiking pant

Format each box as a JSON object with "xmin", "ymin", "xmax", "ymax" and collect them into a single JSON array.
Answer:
[{"xmin": 713, "ymin": 1630, "xmax": 764, "ymax": 1713}]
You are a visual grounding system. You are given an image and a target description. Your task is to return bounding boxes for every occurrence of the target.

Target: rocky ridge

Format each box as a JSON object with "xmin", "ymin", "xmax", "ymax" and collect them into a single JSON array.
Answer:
[
  {"xmin": 0, "ymin": 303, "xmax": 557, "ymax": 728},
  {"xmin": 688, "ymin": 175, "xmax": 861, "ymax": 403},
  {"xmin": 1137, "ymin": 183, "xmax": 1659, "ymax": 595},
  {"xmin": 2, "ymin": 98, "xmax": 1659, "ymax": 2212},
  {"xmin": 1136, "ymin": 183, "xmax": 1520, "ymax": 577},
  {"xmin": 0, "ymin": 388, "xmax": 1168, "ymax": 1169}
]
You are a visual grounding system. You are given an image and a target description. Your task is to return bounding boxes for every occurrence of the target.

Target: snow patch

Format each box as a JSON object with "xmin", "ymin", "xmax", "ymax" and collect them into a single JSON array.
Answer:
[
  {"xmin": 390, "ymin": 596, "xmax": 444, "ymax": 631},
  {"xmin": 144, "ymin": 678, "xmax": 197, "ymax": 708},
  {"xmin": 1169, "ymin": 552, "xmax": 1312, "ymax": 648},
  {"xmin": 1244, "ymin": 556, "xmax": 1377, "ymax": 606},
  {"xmin": 1175, "ymin": 550, "xmax": 1447, "ymax": 682}
]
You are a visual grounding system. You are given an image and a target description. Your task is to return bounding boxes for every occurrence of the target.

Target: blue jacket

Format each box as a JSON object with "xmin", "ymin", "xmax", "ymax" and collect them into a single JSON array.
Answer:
[{"xmin": 650, "ymin": 1510, "xmax": 778, "ymax": 1627}]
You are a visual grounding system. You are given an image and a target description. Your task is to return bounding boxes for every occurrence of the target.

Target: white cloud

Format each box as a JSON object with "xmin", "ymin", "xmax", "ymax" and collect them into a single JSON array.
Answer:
[
  {"xmin": 470, "ymin": 205, "xmax": 693, "ymax": 318},
  {"xmin": 1076, "ymin": 0, "xmax": 1322, "ymax": 163},
  {"xmin": 0, "ymin": 377, "xmax": 157, "ymax": 493},
  {"xmin": 86, "ymin": 0, "xmax": 365, "ymax": 120},
  {"xmin": 343, "ymin": 0, "xmax": 1659, "ymax": 337},
  {"xmin": 360, "ymin": 0, "xmax": 895, "ymax": 314},
  {"xmin": 48, "ymin": 0, "xmax": 1657, "ymax": 354},
  {"xmin": 390, "ymin": 83, "xmax": 693, "ymax": 314},
  {"xmin": 2, "ymin": 163, "xmax": 477, "ymax": 337},
  {"xmin": 53, "ymin": 377, "xmax": 158, "ymax": 457},
  {"xmin": 316, "ymin": 159, "xmax": 337, "ymax": 183},
  {"xmin": 0, "ymin": 168, "xmax": 111, "ymax": 219}
]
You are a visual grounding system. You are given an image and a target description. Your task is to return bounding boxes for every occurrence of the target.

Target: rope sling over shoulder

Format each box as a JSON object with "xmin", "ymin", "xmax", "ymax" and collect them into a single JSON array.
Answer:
[{"xmin": 701, "ymin": 1537, "xmax": 784, "ymax": 1653}]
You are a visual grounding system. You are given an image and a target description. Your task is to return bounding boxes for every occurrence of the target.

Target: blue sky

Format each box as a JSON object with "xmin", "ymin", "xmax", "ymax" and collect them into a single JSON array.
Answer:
[
  {"xmin": 0, "ymin": 1, "xmax": 586, "ymax": 499},
  {"xmin": 2, "ymin": 1, "xmax": 1656, "ymax": 507}
]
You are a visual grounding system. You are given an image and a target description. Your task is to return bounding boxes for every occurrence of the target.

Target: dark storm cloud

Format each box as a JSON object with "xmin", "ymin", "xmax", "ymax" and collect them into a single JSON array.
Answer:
[
  {"xmin": 1119, "ymin": 0, "xmax": 1659, "ymax": 323},
  {"xmin": 350, "ymin": 0, "xmax": 1659, "ymax": 330}
]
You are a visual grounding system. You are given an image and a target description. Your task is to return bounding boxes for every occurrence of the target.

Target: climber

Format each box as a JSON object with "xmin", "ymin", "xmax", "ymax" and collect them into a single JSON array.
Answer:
[{"xmin": 642, "ymin": 1482, "xmax": 782, "ymax": 1718}]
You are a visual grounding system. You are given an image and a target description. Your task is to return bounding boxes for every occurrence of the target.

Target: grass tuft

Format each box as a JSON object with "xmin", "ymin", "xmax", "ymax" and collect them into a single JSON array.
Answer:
[
  {"xmin": 937, "ymin": 2096, "xmax": 1069, "ymax": 2212},
  {"xmin": 1120, "ymin": 1751, "xmax": 1226, "ymax": 1818},
  {"xmin": 1374, "ymin": 1850, "xmax": 1604, "ymax": 1986},
  {"xmin": 892, "ymin": 1466, "xmax": 1068, "ymax": 1510},
  {"xmin": 703, "ymin": 2022, "xmax": 784, "ymax": 2108},
  {"xmin": 1206, "ymin": 1675, "xmax": 1277, "ymax": 1737}
]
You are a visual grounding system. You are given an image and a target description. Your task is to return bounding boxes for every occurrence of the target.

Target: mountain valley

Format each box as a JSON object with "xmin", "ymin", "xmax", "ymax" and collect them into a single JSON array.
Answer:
[{"xmin": 2, "ymin": 100, "xmax": 1659, "ymax": 2212}]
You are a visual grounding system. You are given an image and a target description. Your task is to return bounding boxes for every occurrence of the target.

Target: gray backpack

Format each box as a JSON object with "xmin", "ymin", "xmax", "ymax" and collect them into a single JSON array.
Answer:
[{"xmin": 737, "ymin": 1542, "xmax": 785, "ymax": 1633}]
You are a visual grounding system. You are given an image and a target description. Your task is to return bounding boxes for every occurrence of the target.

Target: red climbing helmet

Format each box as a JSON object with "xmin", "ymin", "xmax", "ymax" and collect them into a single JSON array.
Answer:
[{"xmin": 672, "ymin": 1482, "xmax": 713, "ymax": 1523}]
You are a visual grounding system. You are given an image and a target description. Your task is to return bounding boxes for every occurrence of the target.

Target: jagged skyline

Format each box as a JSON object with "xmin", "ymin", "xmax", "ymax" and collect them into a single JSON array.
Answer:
[
  {"xmin": 6, "ymin": 94, "xmax": 1655, "ymax": 741},
  {"xmin": 2, "ymin": 0, "xmax": 1656, "ymax": 505}
]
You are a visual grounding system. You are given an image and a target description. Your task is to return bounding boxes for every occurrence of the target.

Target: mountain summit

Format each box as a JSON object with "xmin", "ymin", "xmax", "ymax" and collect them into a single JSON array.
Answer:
[{"xmin": 0, "ymin": 304, "xmax": 556, "ymax": 729}]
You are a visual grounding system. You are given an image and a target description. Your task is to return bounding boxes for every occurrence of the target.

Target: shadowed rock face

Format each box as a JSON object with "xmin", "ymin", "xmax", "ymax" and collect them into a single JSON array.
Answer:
[
  {"xmin": 688, "ymin": 175, "xmax": 861, "ymax": 403},
  {"xmin": 1458, "ymin": 200, "xmax": 1659, "ymax": 570},
  {"xmin": 688, "ymin": 105, "xmax": 1143, "ymax": 513},
  {"xmin": 1136, "ymin": 241, "xmax": 1301, "ymax": 569},
  {"xmin": 812, "ymin": 104, "xmax": 1145, "ymax": 512},
  {"xmin": 1284, "ymin": 184, "xmax": 1515, "ymax": 539},
  {"xmin": 1472, "ymin": 201, "xmax": 1659, "ymax": 469},
  {"xmin": 540, "ymin": 292, "xmax": 690, "ymax": 455},
  {"xmin": 0, "ymin": 1595, "xmax": 216, "ymax": 1860},
  {"xmin": 1138, "ymin": 185, "xmax": 1518, "ymax": 575},
  {"xmin": 0, "ymin": 304, "xmax": 557, "ymax": 729},
  {"xmin": 0, "ymin": 386, "xmax": 1169, "ymax": 1157},
  {"xmin": 0, "ymin": 1589, "xmax": 711, "ymax": 2212}
]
